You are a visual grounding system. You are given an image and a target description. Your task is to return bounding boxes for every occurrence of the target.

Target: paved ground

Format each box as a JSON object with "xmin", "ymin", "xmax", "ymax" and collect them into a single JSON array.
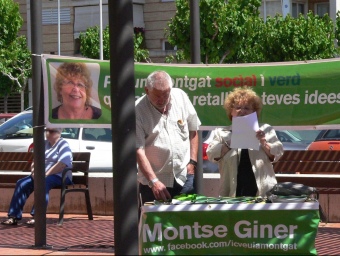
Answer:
[
  {"xmin": 316, "ymin": 222, "xmax": 340, "ymax": 255},
  {"xmin": 0, "ymin": 212, "xmax": 115, "ymax": 255},
  {"xmin": 0, "ymin": 212, "xmax": 339, "ymax": 255}
]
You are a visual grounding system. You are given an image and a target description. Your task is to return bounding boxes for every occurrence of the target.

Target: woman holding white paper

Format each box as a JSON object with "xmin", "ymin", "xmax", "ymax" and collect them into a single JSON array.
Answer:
[{"xmin": 206, "ymin": 87, "xmax": 284, "ymax": 198}]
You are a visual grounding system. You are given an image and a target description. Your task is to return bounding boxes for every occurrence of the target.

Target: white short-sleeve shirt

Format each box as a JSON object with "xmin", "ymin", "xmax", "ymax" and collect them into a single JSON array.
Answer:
[{"xmin": 136, "ymin": 88, "xmax": 201, "ymax": 187}]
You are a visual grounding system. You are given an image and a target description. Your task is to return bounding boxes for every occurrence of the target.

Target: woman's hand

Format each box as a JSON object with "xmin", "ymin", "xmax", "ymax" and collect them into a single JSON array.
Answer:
[
  {"xmin": 256, "ymin": 130, "xmax": 267, "ymax": 146},
  {"xmin": 256, "ymin": 129, "xmax": 274, "ymax": 161}
]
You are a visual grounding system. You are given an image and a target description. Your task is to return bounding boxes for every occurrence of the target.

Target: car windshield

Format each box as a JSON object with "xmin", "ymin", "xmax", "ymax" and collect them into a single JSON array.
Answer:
[
  {"xmin": 276, "ymin": 130, "xmax": 302, "ymax": 143},
  {"xmin": 276, "ymin": 130, "xmax": 320, "ymax": 144},
  {"xmin": 321, "ymin": 130, "xmax": 340, "ymax": 140},
  {"xmin": 62, "ymin": 128, "xmax": 80, "ymax": 139},
  {"xmin": 0, "ymin": 112, "xmax": 33, "ymax": 139}
]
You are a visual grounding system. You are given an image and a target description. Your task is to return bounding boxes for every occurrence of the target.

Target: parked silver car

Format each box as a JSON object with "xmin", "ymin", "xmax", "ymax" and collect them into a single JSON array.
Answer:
[{"xmin": 0, "ymin": 109, "xmax": 112, "ymax": 172}]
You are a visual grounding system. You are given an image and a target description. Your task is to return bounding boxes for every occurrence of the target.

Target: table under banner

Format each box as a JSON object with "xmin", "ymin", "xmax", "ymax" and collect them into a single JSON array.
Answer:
[{"xmin": 139, "ymin": 197, "xmax": 320, "ymax": 255}]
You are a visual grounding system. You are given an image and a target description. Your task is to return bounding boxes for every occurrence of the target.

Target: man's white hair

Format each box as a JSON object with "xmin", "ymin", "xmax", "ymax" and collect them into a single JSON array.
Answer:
[{"xmin": 146, "ymin": 70, "xmax": 173, "ymax": 90}]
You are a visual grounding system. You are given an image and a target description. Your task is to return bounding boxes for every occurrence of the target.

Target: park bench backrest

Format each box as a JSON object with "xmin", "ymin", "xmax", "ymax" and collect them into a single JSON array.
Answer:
[{"xmin": 274, "ymin": 150, "xmax": 340, "ymax": 174}]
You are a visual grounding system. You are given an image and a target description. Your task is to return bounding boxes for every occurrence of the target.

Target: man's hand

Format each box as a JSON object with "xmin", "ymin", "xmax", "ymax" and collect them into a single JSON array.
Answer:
[{"xmin": 152, "ymin": 180, "xmax": 171, "ymax": 201}]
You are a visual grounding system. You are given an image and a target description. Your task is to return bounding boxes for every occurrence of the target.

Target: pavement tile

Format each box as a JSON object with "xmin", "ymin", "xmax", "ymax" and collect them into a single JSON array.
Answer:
[
  {"xmin": 315, "ymin": 222, "xmax": 340, "ymax": 255},
  {"xmin": 0, "ymin": 212, "xmax": 340, "ymax": 255},
  {"xmin": 0, "ymin": 212, "xmax": 114, "ymax": 255}
]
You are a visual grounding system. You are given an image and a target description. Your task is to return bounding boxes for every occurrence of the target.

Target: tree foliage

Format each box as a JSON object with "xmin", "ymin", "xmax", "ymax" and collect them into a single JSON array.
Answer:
[
  {"xmin": 335, "ymin": 11, "xmax": 340, "ymax": 43},
  {"xmin": 0, "ymin": 0, "xmax": 22, "ymax": 46},
  {"xmin": 0, "ymin": 0, "xmax": 31, "ymax": 96},
  {"xmin": 260, "ymin": 12, "xmax": 336, "ymax": 62},
  {"xmin": 79, "ymin": 26, "xmax": 110, "ymax": 60},
  {"xmin": 79, "ymin": 25, "xmax": 150, "ymax": 62},
  {"xmin": 166, "ymin": 0, "xmax": 262, "ymax": 64},
  {"xmin": 166, "ymin": 0, "xmax": 337, "ymax": 64},
  {"xmin": 134, "ymin": 32, "xmax": 150, "ymax": 63}
]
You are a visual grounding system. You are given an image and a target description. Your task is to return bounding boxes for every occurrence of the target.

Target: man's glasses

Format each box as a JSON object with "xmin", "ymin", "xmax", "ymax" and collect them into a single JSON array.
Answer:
[{"xmin": 62, "ymin": 80, "xmax": 87, "ymax": 90}]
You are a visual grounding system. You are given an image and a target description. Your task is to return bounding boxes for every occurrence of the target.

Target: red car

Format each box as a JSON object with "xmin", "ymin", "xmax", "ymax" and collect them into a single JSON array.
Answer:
[
  {"xmin": 307, "ymin": 130, "xmax": 340, "ymax": 151},
  {"xmin": 202, "ymin": 130, "xmax": 219, "ymax": 173}
]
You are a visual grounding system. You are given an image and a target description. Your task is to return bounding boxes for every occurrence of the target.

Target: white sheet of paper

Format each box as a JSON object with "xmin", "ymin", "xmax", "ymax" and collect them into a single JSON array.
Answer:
[{"xmin": 230, "ymin": 112, "xmax": 260, "ymax": 150}]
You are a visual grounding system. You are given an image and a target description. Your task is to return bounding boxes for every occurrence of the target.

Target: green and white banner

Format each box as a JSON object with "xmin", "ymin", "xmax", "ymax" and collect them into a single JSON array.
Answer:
[
  {"xmin": 42, "ymin": 54, "xmax": 340, "ymax": 129},
  {"xmin": 139, "ymin": 202, "xmax": 320, "ymax": 255}
]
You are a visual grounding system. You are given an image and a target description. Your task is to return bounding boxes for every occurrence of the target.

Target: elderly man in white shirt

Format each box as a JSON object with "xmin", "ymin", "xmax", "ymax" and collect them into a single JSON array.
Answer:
[{"xmin": 136, "ymin": 70, "xmax": 201, "ymax": 205}]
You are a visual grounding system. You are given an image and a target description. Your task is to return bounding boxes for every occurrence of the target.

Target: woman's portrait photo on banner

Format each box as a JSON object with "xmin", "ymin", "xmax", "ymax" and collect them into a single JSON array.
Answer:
[{"xmin": 49, "ymin": 62, "xmax": 102, "ymax": 120}]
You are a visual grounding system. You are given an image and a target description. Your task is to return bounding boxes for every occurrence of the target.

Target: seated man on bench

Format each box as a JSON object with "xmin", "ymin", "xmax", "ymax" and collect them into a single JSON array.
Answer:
[{"xmin": 1, "ymin": 127, "xmax": 72, "ymax": 226}]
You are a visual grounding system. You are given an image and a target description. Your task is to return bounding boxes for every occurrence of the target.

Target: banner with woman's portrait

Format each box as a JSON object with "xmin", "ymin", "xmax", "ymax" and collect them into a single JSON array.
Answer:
[{"xmin": 42, "ymin": 54, "xmax": 340, "ymax": 129}]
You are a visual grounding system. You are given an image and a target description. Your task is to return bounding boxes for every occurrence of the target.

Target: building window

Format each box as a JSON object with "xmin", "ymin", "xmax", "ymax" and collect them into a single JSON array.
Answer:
[
  {"xmin": 316, "ymin": 3, "xmax": 329, "ymax": 17},
  {"xmin": 74, "ymin": 5, "xmax": 109, "ymax": 39},
  {"xmin": 74, "ymin": 38, "xmax": 81, "ymax": 55},
  {"xmin": 74, "ymin": 4, "xmax": 144, "ymax": 38},
  {"xmin": 42, "ymin": 8, "xmax": 71, "ymax": 25},
  {"xmin": 162, "ymin": 40, "xmax": 177, "ymax": 51},
  {"xmin": 292, "ymin": 3, "xmax": 305, "ymax": 18}
]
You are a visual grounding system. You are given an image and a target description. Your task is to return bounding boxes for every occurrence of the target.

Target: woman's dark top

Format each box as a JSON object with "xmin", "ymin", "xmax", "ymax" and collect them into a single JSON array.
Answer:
[
  {"xmin": 236, "ymin": 149, "xmax": 258, "ymax": 197},
  {"xmin": 52, "ymin": 105, "xmax": 102, "ymax": 119}
]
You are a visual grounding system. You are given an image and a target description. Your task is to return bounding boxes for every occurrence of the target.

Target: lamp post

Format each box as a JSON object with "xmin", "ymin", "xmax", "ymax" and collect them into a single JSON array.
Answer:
[{"xmin": 100, "ymin": 0, "xmax": 103, "ymax": 60}]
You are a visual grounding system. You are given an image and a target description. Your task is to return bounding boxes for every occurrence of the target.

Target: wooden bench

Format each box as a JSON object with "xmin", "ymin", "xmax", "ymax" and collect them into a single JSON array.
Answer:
[
  {"xmin": 273, "ymin": 150, "xmax": 340, "ymax": 194},
  {"xmin": 0, "ymin": 152, "xmax": 93, "ymax": 225}
]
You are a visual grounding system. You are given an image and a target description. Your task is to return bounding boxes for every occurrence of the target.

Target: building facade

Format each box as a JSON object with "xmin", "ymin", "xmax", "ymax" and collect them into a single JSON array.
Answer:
[
  {"xmin": 14, "ymin": 0, "xmax": 339, "ymax": 63},
  {"xmin": 4, "ymin": 0, "xmax": 336, "ymax": 112}
]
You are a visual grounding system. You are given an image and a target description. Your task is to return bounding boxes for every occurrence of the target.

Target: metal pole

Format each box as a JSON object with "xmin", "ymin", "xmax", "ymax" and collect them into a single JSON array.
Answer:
[
  {"xmin": 108, "ymin": 0, "xmax": 138, "ymax": 255},
  {"xmin": 190, "ymin": 0, "xmax": 201, "ymax": 64},
  {"xmin": 58, "ymin": 0, "xmax": 60, "ymax": 55},
  {"xmin": 30, "ymin": 0, "xmax": 48, "ymax": 247},
  {"xmin": 99, "ymin": 0, "xmax": 103, "ymax": 60},
  {"xmin": 26, "ymin": 0, "xmax": 33, "ymax": 107},
  {"xmin": 190, "ymin": 0, "xmax": 203, "ymax": 194}
]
